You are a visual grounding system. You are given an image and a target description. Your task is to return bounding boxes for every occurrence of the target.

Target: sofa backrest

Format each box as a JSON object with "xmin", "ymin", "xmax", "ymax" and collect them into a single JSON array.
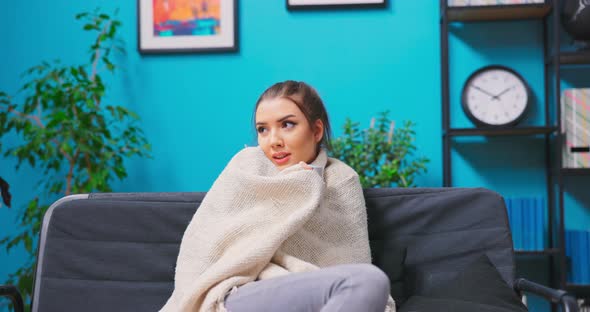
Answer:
[
  {"xmin": 364, "ymin": 187, "xmax": 515, "ymax": 304},
  {"xmin": 31, "ymin": 188, "xmax": 514, "ymax": 311}
]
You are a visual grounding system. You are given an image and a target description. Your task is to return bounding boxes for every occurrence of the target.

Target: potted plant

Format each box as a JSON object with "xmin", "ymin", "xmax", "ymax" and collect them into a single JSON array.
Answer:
[
  {"xmin": 330, "ymin": 111, "xmax": 429, "ymax": 188},
  {"xmin": 0, "ymin": 9, "xmax": 151, "ymax": 311}
]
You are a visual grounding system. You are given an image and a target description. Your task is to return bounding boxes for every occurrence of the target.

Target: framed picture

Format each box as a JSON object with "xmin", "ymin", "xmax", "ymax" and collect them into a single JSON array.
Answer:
[
  {"xmin": 138, "ymin": 0, "xmax": 238, "ymax": 54},
  {"xmin": 287, "ymin": 0, "xmax": 387, "ymax": 10}
]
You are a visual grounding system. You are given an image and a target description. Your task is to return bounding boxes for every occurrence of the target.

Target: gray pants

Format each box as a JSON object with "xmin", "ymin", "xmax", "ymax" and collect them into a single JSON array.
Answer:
[{"xmin": 224, "ymin": 263, "xmax": 390, "ymax": 312}]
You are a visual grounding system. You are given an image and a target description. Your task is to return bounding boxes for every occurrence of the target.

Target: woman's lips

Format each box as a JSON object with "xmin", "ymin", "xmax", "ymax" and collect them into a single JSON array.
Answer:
[
  {"xmin": 275, "ymin": 156, "xmax": 290, "ymax": 165},
  {"xmin": 273, "ymin": 153, "xmax": 291, "ymax": 165}
]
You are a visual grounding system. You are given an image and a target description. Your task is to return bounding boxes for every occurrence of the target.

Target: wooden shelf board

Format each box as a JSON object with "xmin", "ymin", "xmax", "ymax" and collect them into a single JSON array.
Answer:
[
  {"xmin": 515, "ymin": 248, "xmax": 559, "ymax": 256},
  {"xmin": 566, "ymin": 284, "xmax": 590, "ymax": 298},
  {"xmin": 446, "ymin": 126, "xmax": 557, "ymax": 137},
  {"xmin": 560, "ymin": 50, "xmax": 590, "ymax": 65},
  {"xmin": 561, "ymin": 168, "xmax": 590, "ymax": 176},
  {"xmin": 547, "ymin": 51, "xmax": 590, "ymax": 66},
  {"xmin": 446, "ymin": 3, "xmax": 551, "ymax": 22}
]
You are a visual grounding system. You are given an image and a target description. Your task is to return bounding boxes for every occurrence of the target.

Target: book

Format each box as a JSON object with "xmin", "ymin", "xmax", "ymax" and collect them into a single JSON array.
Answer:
[
  {"xmin": 532, "ymin": 197, "xmax": 539, "ymax": 250},
  {"xmin": 575, "ymin": 230, "xmax": 582, "ymax": 284},
  {"xmin": 523, "ymin": 198, "xmax": 532, "ymax": 250},
  {"xmin": 514, "ymin": 198, "xmax": 522, "ymax": 250},
  {"xmin": 583, "ymin": 231, "xmax": 589, "ymax": 284},
  {"xmin": 565, "ymin": 230, "xmax": 574, "ymax": 283}
]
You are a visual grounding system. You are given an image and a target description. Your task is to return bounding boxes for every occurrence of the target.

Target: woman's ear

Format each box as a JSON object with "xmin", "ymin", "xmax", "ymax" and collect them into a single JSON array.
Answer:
[{"xmin": 313, "ymin": 119, "xmax": 324, "ymax": 143}]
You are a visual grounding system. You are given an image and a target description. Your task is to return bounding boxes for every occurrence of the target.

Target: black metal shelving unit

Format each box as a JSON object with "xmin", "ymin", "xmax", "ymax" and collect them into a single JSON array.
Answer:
[
  {"xmin": 441, "ymin": 0, "xmax": 590, "ymax": 303},
  {"xmin": 440, "ymin": 1, "xmax": 576, "ymax": 306},
  {"xmin": 549, "ymin": 0, "xmax": 590, "ymax": 300}
]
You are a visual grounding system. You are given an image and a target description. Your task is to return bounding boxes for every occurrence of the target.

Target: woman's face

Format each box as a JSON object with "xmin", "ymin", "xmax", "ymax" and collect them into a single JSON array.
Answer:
[{"xmin": 255, "ymin": 97, "xmax": 323, "ymax": 170}]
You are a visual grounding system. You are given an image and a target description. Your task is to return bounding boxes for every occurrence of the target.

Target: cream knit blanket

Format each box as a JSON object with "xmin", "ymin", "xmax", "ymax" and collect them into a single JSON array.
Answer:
[{"xmin": 160, "ymin": 147, "xmax": 395, "ymax": 312}]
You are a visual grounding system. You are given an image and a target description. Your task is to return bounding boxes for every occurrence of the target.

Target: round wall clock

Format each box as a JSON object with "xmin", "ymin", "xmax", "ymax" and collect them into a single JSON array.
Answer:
[{"xmin": 461, "ymin": 65, "xmax": 530, "ymax": 127}]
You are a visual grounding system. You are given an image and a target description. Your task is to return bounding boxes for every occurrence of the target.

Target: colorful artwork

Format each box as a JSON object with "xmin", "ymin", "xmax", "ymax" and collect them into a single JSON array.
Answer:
[
  {"xmin": 153, "ymin": 0, "xmax": 221, "ymax": 37},
  {"xmin": 138, "ymin": 0, "xmax": 237, "ymax": 54}
]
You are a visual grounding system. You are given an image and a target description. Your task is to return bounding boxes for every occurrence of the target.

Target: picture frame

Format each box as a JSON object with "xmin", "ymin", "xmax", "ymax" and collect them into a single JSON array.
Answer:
[
  {"xmin": 287, "ymin": 0, "xmax": 387, "ymax": 10},
  {"xmin": 138, "ymin": 0, "xmax": 238, "ymax": 54}
]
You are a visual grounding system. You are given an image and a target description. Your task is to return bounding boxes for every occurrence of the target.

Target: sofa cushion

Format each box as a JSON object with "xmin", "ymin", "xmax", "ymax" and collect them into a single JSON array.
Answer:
[
  {"xmin": 380, "ymin": 245, "xmax": 407, "ymax": 307},
  {"xmin": 399, "ymin": 254, "xmax": 527, "ymax": 312}
]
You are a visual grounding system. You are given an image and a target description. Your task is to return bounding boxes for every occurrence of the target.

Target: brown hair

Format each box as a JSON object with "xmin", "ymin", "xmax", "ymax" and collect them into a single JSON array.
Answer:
[{"xmin": 254, "ymin": 80, "xmax": 332, "ymax": 151}]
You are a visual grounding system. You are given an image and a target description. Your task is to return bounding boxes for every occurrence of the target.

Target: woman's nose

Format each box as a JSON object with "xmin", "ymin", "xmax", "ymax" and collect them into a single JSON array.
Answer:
[{"xmin": 270, "ymin": 130, "xmax": 284, "ymax": 147}]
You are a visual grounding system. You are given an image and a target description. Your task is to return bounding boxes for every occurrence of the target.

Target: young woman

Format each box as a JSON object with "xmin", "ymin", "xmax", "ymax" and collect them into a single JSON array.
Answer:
[{"xmin": 160, "ymin": 81, "xmax": 394, "ymax": 312}]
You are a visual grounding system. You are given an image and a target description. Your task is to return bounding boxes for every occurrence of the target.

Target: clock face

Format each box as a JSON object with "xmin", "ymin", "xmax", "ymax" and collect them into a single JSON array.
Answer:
[{"xmin": 461, "ymin": 66, "xmax": 529, "ymax": 127}]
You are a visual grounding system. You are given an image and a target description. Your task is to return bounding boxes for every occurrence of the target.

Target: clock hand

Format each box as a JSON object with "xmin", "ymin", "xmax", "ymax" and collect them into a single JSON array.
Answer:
[
  {"xmin": 493, "ymin": 85, "xmax": 515, "ymax": 100},
  {"xmin": 471, "ymin": 85, "xmax": 496, "ymax": 99}
]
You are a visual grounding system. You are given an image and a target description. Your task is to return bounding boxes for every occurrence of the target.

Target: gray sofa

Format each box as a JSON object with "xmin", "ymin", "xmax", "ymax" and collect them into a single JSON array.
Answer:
[{"xmin": 0, "ymin": 188, "xmax": 579, "ymax": 311}]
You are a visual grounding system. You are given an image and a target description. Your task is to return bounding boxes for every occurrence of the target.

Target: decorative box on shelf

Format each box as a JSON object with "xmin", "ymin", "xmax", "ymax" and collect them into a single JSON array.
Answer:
[
  {"xmin": 562, "ymin": 88, "xmax": 590, "ymax": 169},
  {"xmin": 448, "ymin": 0, "xmax": 545, "ymax": 6}
]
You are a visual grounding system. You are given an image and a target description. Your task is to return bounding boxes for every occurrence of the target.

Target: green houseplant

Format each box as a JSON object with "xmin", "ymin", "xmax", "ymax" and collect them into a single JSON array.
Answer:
[
  {"xmin": 0, "ymin": 9, "xmax": 150, "ymax": 311},
  {"xmin": 330, "ymin": 111, "xmax": 429, "ymax": 188}
]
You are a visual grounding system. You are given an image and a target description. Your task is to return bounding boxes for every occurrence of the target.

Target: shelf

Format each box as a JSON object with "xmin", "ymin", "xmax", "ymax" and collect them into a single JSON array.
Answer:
[
  {"xmin": 566, "ymin": 284, "xmax": 590, "ymax": 298},
  {"xmin": 515, "ymin": 248, "xmax": 559, "ymax": 256},
  {"xmin": 446, "ymin": 126, "xmax": 557, "ymax": 137},
  {"xmin": 561, "ymin": 168, "xmax": 590, "ymax": 176},
  {"xmin": 546, "ymin": 50, "xmax": 590, "ymax": 66},
  {"xmin": 561, "ymin": 50, "xmax": 590, "ymax": 65},
  {"xmin": 445, "ymin": 3, "xmax": 551, "ymax": 22}
]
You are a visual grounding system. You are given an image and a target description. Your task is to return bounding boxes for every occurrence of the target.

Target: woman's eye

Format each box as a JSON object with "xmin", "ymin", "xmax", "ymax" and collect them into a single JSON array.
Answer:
[
  {"xmin": 283, "ymin": 121, "xmax": 296, "ymax": 129},
  {"xmin": 257, "ymin": 127, "xmax": 267, "ymax": 134}
]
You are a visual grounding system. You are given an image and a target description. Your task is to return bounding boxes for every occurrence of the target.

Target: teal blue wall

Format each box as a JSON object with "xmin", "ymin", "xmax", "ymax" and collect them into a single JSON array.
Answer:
[{"xmin": 1, "ymin": 1, "xmax": 589, "ymax": 311}]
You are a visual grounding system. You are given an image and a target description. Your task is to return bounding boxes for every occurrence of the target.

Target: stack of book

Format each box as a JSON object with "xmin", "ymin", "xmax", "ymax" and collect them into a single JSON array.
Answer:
[
  {"xmin": 504, "ymin": 197, "xmax": 546, "ymax": 251},
  {"xmin": 565, "ymin": 230, "xmax": 590, "ymax": 285}
]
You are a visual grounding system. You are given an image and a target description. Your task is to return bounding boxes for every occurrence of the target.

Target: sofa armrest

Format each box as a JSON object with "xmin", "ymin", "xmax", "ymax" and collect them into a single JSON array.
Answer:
[
  {"xmin": 515, "ymin": 278, "xmax": 578, "ymax": 312},
  {"xmin": 0, "ymin": 285, "xmax": 24, "ymax": 312}
]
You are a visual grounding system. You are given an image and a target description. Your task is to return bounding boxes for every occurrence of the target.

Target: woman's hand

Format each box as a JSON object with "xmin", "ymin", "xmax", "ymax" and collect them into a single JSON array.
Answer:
[
  {"xmin": 300, "ymin": 161, "xmax": 324, "ymax": 177},
  {"xmin": 299, "ymin": 161, "xmax": 312, "ymax": 170}
]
